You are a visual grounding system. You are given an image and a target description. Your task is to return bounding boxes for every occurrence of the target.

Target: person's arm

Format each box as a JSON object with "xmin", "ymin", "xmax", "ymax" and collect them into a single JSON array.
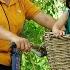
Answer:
[
  {"xmin": 0, "ymin": 27, "xmax": 31, "ymax": 51},
  {"xmin": 32, "ymin": 11, "xmax": 68, "ymax": 36},
  {"xmin": 53, "ymin": 12, "xmax": 68, "ymax": 30},
  {"xmin": 52, "ymin": 12, "xmax": 68, "ymax": 36},
  {"xmin": 32, "ymin": 11, "xmax": 56, "ymax": 29},
  {"xmin": 23, "ymin": 0, "xmax": 56, "ymax": 29}
]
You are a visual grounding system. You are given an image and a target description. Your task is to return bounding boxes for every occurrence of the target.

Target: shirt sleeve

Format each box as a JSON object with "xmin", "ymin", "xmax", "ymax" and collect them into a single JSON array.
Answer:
[{"xmin": 23, "ymin": 0, "xmax": 41, "ymax": 19}]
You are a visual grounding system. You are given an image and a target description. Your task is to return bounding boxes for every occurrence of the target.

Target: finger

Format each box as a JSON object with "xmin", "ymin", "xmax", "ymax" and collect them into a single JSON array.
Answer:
[
  {"xmin": 59, "ymin": 31, "xmax": 63, "ymax": 36},
  {"xmin": 24, "ymin": 39, "xmax": 31, "ymax": 52},
  {"xmin": 62, "ymin": 31, "xmax": 65, "ymax": 36},
  {"xmin": 27, "ymin": 41, "xmax": 31, "ymax": 51},
  {"xmin": 53, "ymin": 32, "xmax": 57, "ymax": 37},
  {"xmin": 20, "ymin": 39, "xmax": 25, "ymax": 51},
  {"xmin": 16, "ymin": 41, "xmax": 21, "ymax": 50},
  {"xmin": 24, "ymin": 39, "xmax": 30, "ymax": 52},
  {"xmin": 53, "ymin": 30, "xmax": 59, "ymax": 37},
  {"xmin": 59, "ymin": 31, "xmax": 65, "ymax": 36},
  {"xmin": 26, "ymin": 39, "xmax": 31, "ymax": 49},
  {"xmin": 55, "ymin": 33, "xmax": 59, "ymax": 37}
]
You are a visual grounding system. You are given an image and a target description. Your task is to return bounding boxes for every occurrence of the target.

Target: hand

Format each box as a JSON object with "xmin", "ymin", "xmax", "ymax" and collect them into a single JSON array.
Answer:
[
  {"xmin": 52, "ymin": 27, "xmax": 65, "ymax": 37},
  {"xmin": 11, "ymin": 35, "xmax": 31, "ymax": 52}
]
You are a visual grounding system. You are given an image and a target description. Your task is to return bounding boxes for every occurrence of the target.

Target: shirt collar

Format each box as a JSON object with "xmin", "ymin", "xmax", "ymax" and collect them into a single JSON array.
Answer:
[{"xmin": 0, "ymin": 0, "xmax": 16, "ymax": 6}]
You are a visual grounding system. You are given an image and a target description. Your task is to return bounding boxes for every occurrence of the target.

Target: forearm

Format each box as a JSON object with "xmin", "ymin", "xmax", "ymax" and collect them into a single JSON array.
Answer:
[
  {"xmin": 0, "ymin": 26, "xmax": 17, "ymax": 42},
  {"xmin": 53, "ymin": 12, "xmax": 68, "ymax": 30},
  {"xmin": 32, "ymin": 11, "xmax": 56, "ymax": 29},
  {"xmin": 0, "ymin": 26, "xmax": 31, "ymax": 51}
]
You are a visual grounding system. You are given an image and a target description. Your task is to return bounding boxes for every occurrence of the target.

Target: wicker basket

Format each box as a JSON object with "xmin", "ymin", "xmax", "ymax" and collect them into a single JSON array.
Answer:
[{"xmin": 44, "ymin": 32, "xmax": 70, "ymax": 70}]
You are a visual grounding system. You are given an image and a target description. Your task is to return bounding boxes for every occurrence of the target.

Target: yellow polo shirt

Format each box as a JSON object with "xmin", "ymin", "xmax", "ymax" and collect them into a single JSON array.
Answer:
[{"xmin": 0, "ymin": 0, "xmax": 40, "ymax": 66}]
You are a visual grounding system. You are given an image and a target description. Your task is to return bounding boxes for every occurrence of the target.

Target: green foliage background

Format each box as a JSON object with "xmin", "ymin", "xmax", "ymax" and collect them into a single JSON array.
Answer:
[{"xmin": 21, "ymin": 0, "xmax": 65, "ymax": 70}]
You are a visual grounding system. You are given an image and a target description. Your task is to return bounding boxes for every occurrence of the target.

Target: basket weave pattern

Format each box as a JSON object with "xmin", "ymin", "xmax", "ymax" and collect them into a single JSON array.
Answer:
[{"xmin": 44, "ymin": 32, "xmax": 70, "ymax": 70}]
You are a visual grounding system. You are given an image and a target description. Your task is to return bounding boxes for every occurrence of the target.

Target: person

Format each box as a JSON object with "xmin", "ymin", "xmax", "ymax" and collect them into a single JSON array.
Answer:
[
  {"xmin": 52, "ymin": 0, "xmax": 70, "ymax": 36},
  {"xmin": 0, "ymin": 0, "xmax": 56, "ymax": 70}
]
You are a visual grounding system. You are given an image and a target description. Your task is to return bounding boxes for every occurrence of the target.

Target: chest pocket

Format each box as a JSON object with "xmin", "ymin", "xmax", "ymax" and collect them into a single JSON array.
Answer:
[{"xmin": 1, "ymin": 2, "xmax": 25, "ymax": 34}]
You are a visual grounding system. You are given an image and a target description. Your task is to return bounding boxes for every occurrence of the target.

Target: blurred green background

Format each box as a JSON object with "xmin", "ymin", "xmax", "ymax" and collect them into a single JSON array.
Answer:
[{"xmin": 21, "ymin": 0, "xmax": 65, "ymax": 70}]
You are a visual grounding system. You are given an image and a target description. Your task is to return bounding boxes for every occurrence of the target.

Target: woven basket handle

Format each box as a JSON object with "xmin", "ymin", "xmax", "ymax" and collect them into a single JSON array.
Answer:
[{"xmin": 45, "ymin": 32, "xmax": 70, "ymax": 40}]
